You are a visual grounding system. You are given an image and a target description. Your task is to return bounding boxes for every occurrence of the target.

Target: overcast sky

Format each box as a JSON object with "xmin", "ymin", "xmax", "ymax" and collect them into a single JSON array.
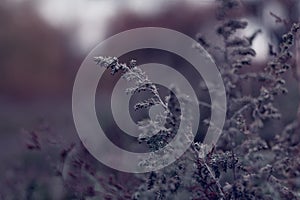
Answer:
[
  {"xmin": 29, "ymin": 0, "xmax": 215, "ymax": 52},
  {"xmin": 8, "ymin": 0, "xmax": 277, "ymax": 59}
]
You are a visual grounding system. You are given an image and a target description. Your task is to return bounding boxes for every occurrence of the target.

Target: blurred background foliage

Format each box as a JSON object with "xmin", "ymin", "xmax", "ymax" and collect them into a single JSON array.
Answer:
[{"xmin": 0, "ymin": 0, "xmax": 299, "ymax": 199}]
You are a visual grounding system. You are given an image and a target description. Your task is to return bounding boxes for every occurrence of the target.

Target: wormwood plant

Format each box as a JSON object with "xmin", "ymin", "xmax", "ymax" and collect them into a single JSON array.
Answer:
[
  {"xmin": 92, "ymin": 21, "xmax": 300, "ymax": 200},
  {"xmin": 17, "ymin": 0, "xmax": 300, "ymax": 200},
  {"xmin": 92, "ymin": 1, "xmax": 300, "ymax": 199}
]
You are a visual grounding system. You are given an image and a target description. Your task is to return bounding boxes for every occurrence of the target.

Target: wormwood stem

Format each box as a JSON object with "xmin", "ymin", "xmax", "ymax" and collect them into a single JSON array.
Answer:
[{"xmin": 203, "ymin": 160, "xmax": 225, "ymax": 199}]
